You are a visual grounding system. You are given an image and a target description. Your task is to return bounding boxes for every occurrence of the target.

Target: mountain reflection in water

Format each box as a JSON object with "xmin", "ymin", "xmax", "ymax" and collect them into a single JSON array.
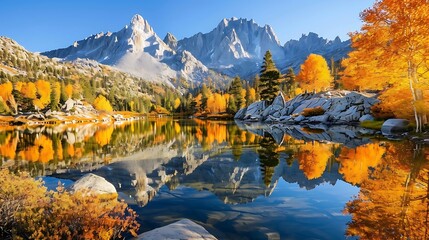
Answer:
[{"xmin": 0, "ymin": 119, "xmax": 428, "ymax": 239}]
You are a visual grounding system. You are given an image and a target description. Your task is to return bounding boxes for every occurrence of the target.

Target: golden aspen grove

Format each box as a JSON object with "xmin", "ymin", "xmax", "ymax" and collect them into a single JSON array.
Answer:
[{"xmin": 342, "ymin": 0, "xmax": 429, "ymax": 132}]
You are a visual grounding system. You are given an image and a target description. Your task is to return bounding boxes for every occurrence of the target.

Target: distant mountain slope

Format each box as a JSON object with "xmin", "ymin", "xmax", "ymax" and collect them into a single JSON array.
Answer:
[
  {"xmin": 43, "ymin": 15, "xmax": 230, "ymax": 87},
  {"xmin": 0, "ymin": 36, "xmax": 180, "ymax": 112},
  {"xmin": 42, "ymin": 14, "xmax": 350, "ymax": 82},
  {"xmin": 281, "ymin": 32, "xmax": 351, "ymax": 72},
  {"xmin": 177, "ymin": 18, "xmax": 350, "ymax": 78},
  {"xmin": 177, "ymin": 17, "xmax": 286, "ymax": 77}
]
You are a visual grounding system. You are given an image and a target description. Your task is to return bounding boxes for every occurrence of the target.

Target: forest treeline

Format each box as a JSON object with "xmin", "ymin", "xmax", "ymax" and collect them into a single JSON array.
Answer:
[{"xmin": 0, "ymin": 0, "xmax": 428, "ymax": 131}]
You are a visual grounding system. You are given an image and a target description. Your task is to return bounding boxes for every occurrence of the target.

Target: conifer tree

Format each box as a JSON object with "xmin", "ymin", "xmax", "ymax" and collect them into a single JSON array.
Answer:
[
  {"xmin": 259, "ymin": 51, "xmax": 280, "ymax": 103},
  {"xmin": 229, "ymin": 77, "xmax": 244, "ymax": 111},
  {"xmin": 253, "ymin": 75, "xmax": 260, "ymax": 101},
  {"xmin": 283, "ymin": 67, "xmax": 296, "ymax": 98}
]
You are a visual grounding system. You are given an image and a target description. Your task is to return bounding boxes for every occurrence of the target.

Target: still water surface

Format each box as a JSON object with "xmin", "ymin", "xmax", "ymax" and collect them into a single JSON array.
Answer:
[{"xmin": 0, "ymin": 119, "xmax": 428, "ymax": 239}]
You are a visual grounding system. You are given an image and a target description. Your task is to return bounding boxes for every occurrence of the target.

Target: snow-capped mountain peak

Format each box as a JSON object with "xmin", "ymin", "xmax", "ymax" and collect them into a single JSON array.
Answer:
[
  {"xmin": 130, "ymin": 14, "xmax": 154, "ymax": 34},
  {"xmin": 177, "ymin": 17, "xmax": 285, "ymax": 77},
  {"xmin": 42, "ymin": 14, "xmax": 350, "ymax": 86}
]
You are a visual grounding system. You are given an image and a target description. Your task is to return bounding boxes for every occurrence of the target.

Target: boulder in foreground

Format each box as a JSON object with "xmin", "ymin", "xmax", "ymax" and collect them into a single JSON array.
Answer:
[
  {"xmin": 137, "ymin": 219, "xmax": 217, "ymax": 240},
  {"xmin": 71, "ymin": 173, "xmax": 117, "ymax": 195}
]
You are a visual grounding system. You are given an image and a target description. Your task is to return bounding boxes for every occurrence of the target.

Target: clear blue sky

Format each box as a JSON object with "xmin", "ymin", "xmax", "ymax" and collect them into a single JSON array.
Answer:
[{"xmin": 0, "ymin": 0, "xmax": 374, "ymax": 52}]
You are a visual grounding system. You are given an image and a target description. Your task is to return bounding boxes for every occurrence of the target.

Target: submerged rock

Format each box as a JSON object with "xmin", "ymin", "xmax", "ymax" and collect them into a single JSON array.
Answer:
[
  {"xmin": 71, "ymin": 173, "xmax": 117, "ymax": 195},
  {"xmin": 381, "ymin": 119, "xmax": 410, "ymax": 135},
  {"xmin": 137, "ymin": 219, "xmax": 217, "ymax": 240}
]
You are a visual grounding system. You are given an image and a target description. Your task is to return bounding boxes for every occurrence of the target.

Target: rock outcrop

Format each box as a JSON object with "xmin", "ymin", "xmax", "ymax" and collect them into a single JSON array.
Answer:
[
  {"xmin": 235, "ymin": 91, "xmax": 379, "ymax": 124},
  {"xmin": 137, "ymin": 219, "xmax": 217, "ymax": 240}
]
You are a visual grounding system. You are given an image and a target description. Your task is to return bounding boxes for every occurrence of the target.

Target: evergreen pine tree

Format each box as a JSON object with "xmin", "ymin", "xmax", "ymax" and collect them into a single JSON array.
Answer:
[
  {"xmin": 200, "ymin": 84, "xmax": 211, "ymax": 112},
  {"xmin": 227, "ymin": 96, "xmax": 237, "ymax": 113},
  {"xmin": 259, "ymin": 51, "xmax": 280, "ymax": 103},
  {"xmin": 229, "ymin": 76, "xmax": 244, "ymax": 111},
  {"xmin": 284, "ymin": 67, "xmax": 296, "ymax": 97},
  {"xmin": 253, "ymin": 75, "xmax": 260, "ymax": 101}
]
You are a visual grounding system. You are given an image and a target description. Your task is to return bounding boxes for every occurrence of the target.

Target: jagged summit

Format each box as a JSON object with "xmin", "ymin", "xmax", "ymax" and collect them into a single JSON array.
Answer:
[
  {"xmin": 163, "ymin": 32, "xmax": 178, "ymax": 50},
  {"xmin": 129, "ymin": 14, "xmax": 154, "ymax": 34},
  {"xmin": 177, "ymin": 17, "xmax": 285, "ymax": 77},
  {"xmin": 41, "ymin": 14, "xmax": 350, "ymax": 83}
]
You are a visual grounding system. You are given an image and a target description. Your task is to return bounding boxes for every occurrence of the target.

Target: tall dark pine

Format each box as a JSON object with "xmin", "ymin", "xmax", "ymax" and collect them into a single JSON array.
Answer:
[
  {"xmin": 259, "ymin": 51, "xmax": 280, "ymax": 103},
  {"xmin": 283, "ymin": 67, "xmax": 296, "ymax": 98},
  {"xmin": 229, "ymin": 76, "xmax": 244, "ymax": 112}
]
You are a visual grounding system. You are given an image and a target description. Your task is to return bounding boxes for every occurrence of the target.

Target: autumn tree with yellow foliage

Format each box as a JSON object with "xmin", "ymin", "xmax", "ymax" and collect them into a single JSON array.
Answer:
[
  {"xmin": 341, "ymin": 0, "xmax": 429, "ymax": 132},
  {"xmin": 0, "ymin": 169, "xmax": 139, "ymax": 239},
  {"xmin": 93, "ymin": 95, "xmax": 113, "ymax": 112},
  {"xmin": 296, "ymin": 54, "xmax": 333, "ymax": 92}
]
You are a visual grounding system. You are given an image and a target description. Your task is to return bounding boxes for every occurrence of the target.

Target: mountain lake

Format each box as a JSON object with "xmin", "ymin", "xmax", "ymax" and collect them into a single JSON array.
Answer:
[{"xmin": 0, "ymin": 119, "xmax": 428, "ymax": 239}]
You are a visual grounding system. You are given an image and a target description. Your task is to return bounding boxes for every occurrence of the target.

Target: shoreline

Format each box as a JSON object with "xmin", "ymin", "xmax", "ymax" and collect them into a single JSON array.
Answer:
[{"xmin": 0, "ymin": 111, "xmax": 147, "ymax": 127}]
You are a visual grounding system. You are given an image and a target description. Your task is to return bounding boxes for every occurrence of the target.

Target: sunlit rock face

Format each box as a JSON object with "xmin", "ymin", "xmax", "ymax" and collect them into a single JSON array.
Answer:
[
  {"xmin": 235, "ymin": 91, "xmax": 379, "ymax": 127},
  {"xmin": 42, "ymin": 15, "xmax": 350, "ymax": 83},
  {"xmin": 42, "ymin": 15, "xmax": 225, "ymax": 86},
  {"xmin": 177, "ymin": 18, "xmax": 285, "ymax": 77}
]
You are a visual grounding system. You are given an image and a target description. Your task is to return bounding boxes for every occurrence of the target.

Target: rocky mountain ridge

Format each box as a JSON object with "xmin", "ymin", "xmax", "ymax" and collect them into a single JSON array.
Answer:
[{"xmin": 42, "ymin": 14, "xmax": 350, "ymax": 84}]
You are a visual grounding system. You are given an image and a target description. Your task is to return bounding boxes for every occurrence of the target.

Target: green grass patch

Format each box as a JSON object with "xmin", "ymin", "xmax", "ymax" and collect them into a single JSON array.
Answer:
[{"xmin": 360, "ymin": 120, "xmax": 385, "ymax": 130}]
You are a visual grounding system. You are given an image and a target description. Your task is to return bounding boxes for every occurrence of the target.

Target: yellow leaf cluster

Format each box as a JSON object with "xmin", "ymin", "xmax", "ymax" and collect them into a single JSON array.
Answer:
[
  {"xmin": 296, "ymin": 54, "xmax": 333, "ymax": 92},
  {"xmin": 95, "ymin": 125, "xmax": 114, "ymax": 147},
  {"xmin": 298, "ymin": 141, "xmax": 332, "ymax": 180},
  {"xmin": 338, "ymin": 143, "xmax": 385, "ymax": 185},
  {"xmin": 93, "ymin": 95, "xmax": 113, "ymax": 112}
]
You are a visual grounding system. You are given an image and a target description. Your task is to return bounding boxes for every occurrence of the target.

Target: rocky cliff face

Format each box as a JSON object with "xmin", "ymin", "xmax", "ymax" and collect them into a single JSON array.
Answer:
[
  {"xmin": 177, "ymin": 17, "xmax": 285, "ymax": 77},
  {"xmin": 235, "ymin": 90, "xmax": 379, "ymax": 125}
]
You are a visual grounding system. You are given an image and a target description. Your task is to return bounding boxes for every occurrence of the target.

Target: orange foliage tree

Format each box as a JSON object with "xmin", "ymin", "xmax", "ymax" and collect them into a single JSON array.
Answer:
[
  {"xmin": 0, "ymin": 169, "xmax": 139, "ymax": 239},
  {"xmin": 93, "ymin": 95, "xmax": 113, "ymax": 112},
  {"xmin": 296, "ymin": 54, "xmax": 333, "ymax": 92},
  {"xmin": 207, "ymin": 93, "xmax": 227, "ymax": 113},
  {"xmin": 341, "ymin": 0, "xmax": 429, "ymax": 132},
  {"xmin": 34, "ymin": 79, "xmax": 52, "ymax": 110},
  {"xmin": 0, "ymin": 81, "xmax": 14, "ymax": 113},
  {"xmin": 20, "ymin": 82, "xmax": 37, "ymax": 99},
  {"xmin": 65, "ymin": 84, "xmax": 73, "ymax": 99}
]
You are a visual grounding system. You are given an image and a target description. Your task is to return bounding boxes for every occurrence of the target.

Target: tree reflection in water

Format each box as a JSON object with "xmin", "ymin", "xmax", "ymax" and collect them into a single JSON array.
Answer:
[
  {"xmin": 0, "ymin": 119, "xmax": 428, "ymax": 238},
  {"xmin": 257, "ymin": 135, "xmax": 280, "ymax": 186},
  {"xmin": 344, "ymin": 142, "xmax": 429, "ymax": 239}
]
